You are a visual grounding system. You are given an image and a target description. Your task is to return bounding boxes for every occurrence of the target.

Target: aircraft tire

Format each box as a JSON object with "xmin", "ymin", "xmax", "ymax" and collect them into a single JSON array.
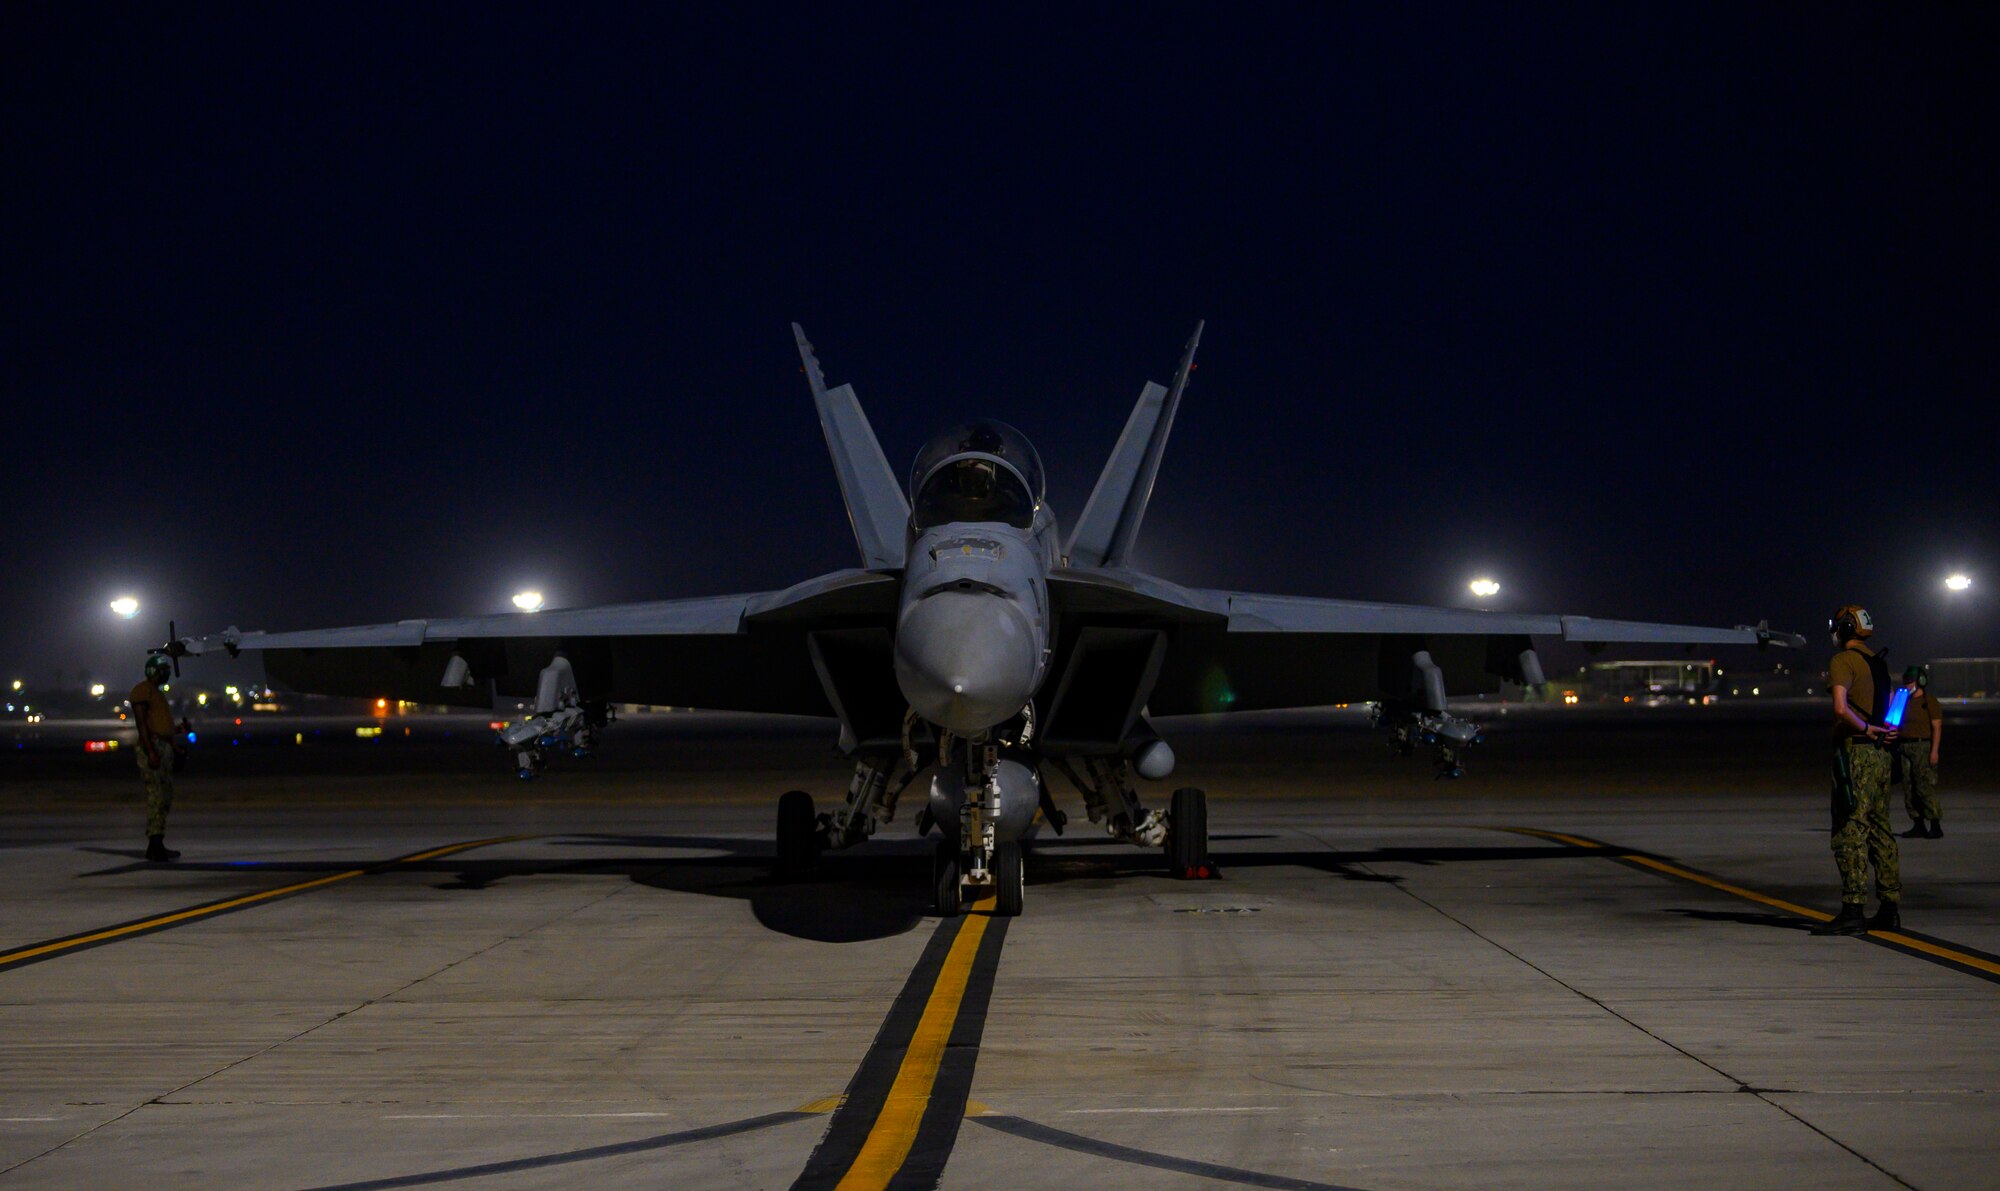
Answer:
[
  {"xmin": 933, "ymin": 841, "xmax": 963, "ymax": 917},
  {"xmin": 993, "ymin": 841, "xmax": 1024, "ymax": 916},
  {"xmin": 775, "ymin": 789, "xmax": 818, "ymax": 878},
  {"xmin": 1167, "ymin": 787, "xmax": 1214, "ymax": 879}
]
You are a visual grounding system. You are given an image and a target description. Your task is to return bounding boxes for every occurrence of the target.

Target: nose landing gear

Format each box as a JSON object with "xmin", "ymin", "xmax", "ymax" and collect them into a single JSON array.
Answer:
[
  {"xmin": 932, "ymin": 841, "xmax": 962, "ymax": 916},
  {"xmin": 930, "ymin": 739, "xmax": 1027, "ymax": 917}
]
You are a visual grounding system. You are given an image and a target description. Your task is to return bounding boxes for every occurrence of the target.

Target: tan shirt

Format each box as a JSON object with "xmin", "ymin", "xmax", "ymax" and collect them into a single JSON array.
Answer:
[
  {"xmin": 1897, "ymin": 690, "xmax": 1943, "ymax": 741},
  {"xmin": 1828, "ymin": 643, "xmax": 1877, "ymax": 734},
  {"xmin": 129, "ymin": 680, "xmax": 175, "ymax": 738}
]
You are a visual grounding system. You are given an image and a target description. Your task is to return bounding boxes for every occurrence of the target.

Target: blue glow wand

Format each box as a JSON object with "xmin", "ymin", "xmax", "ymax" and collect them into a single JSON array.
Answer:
[{"xmin": 1883, "ymin": 686, "xmax": 1911, "ymax": 729}]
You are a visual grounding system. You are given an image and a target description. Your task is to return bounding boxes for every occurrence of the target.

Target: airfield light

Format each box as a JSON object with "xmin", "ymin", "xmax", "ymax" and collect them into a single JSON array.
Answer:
[
  {"xmin": 89, "ymin": 683, "xmax": 106, "ymax": 698},
  {"xmin": 1469, "ymin": 578, "xmax": 1501, "ymax": 599},
  {"xmin": 110, "ymin": 596, "xmax": 140, "ymax": 619},
  {"xmin": 196, "ymin": 693, "xmax": 208, "ymax": 706},
  {"xmin": 1945, "ymin": 574, "xmax": 1972, "ymax": 592},
  {"xmin": 9, "ymin": 680, "xmax": 19, "ymax": 691},
  {"xmin": 512, "ymin": 590, "xmax": 545, "ymax": 612}
]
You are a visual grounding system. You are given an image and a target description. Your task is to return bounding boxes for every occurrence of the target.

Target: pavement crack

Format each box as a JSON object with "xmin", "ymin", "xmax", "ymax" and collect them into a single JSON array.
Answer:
[{"xmin": 1364, "ymin": 859, "xmax": 1921, "ymax": 1191}]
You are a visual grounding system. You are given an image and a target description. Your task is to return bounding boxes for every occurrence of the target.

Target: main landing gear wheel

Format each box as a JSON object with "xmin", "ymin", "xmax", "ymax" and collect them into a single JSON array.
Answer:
[
  {"xmin": 775, "ymin": 789, "xmax": 818, "ymax": 879},
  {"xmin": 932, "ymin": 841, "xmax": 962, "ymax": 917},
  {"xmin": 1167, "ymin": 787, "xmax": 1215, "ymax": 879},
  {"xmin": 993, "ymin": 840, "xmax": 1024, "ymax": 917}
]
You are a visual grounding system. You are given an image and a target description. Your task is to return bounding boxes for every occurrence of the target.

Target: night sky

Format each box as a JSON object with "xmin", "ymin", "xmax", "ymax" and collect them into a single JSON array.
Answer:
[{"xmin": 4, "ymin": 5, "xmax": 1995, "ymax": 690}]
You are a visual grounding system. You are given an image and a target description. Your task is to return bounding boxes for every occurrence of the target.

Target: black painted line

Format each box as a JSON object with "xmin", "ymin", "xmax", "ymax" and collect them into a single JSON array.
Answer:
[
  {"xmin": 887, "ymin": 914, "xmax": 1011, "ymax": 1191},
  {"xmin": 789, "ymin": 914, "xmax": 968, "ymax": 1189},
  {"xmin": 300, "ymin": 1109, "xmax": 813, "ymax": 1190},
  {"xmin": 970, "ymin": 1114, "xmax": 1370, "ymax": 1191}
]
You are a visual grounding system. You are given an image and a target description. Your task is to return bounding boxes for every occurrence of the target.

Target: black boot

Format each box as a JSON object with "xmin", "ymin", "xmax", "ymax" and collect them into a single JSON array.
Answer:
[
  {"xmin": 1927, "ymin": 819, "xmax": 1943, "ymax": 839},
  {"xmin": 1901, "ymin": 820, "xmax": 1928, "ymax": 838},
  {"xmin": 145, "ymin": 834, "xmax": 180, "ymax": 862},
  {"xmin": 1868, "ymin": 902, "xmax": 1900, "ymax": 932},
  {"xmin": 1811, "ymin": 902, "xmax": 1868, "ymax": 935}
]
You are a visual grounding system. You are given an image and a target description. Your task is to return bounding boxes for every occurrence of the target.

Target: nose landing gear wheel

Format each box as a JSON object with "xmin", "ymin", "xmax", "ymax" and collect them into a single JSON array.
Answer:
[
  {"xmin": 932, "ymin": 841, "xmax": 962, "ymax": 917},
  {"xmin": 1167, "ymin": 786, "xmax": 1214, "ymax": 879},
  {"xmin": 775, "ymin": 789, "xmax": 818, "ymax": 879},
  {"xmin": 993, "ymin": 840, "xmax": 1024, "ymax": 916}
]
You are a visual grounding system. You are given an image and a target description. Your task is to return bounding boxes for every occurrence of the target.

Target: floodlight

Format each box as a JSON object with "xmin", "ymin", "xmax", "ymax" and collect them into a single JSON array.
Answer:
[
  {"xmin": 512, "ymin": 590, "xmax": 545, "ymax": 612},
  {"xmin": 110, "ymin": 596, "xmax": 140, "ymax": 619},
  {"xmin": 1469, "ymin": 578, "xmax": 1501, "ymax": 598}
]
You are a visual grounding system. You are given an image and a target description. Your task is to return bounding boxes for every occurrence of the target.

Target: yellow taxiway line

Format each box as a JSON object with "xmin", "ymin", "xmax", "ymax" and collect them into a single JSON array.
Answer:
[
  {"xmin": 1497, "ymin": 826, "xmax": 2000, "ymax": 979},
  {"xmin": 0, "ymin": 835, "xmax": 524, "ymax": 970},
  {"xmin": 835, "ymin": 898, "xmax": 996, "ymax": 1191}
]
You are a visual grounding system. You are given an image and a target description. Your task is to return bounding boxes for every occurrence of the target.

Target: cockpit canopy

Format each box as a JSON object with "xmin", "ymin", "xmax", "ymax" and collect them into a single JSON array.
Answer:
[{"xmin": 908, "ymin": 420, "xmax": 1045, "ymax": 531}]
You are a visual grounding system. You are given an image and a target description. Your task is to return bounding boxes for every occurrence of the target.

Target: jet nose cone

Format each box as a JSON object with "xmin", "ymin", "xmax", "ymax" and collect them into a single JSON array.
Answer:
[{"xmin": 895, "ymin": 591, "xmax": 1040, "ymax": 734}]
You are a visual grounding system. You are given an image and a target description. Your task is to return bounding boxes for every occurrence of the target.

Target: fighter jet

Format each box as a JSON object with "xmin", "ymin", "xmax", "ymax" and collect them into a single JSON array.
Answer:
[{"xmin": 172, "ymin": 323, "xmax": 1805, "ymax": 916}]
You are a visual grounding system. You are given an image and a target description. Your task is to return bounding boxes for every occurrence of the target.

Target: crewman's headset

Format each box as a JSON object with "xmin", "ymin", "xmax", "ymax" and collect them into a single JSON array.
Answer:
[
  {"xmin": 143, "ymin": 654, "xmax": 173, "ymax": 683},
  {"xmin": 1830, "ymin": 604, "xmax": 1874, "ymax": 644},
  {"xmin": 1902, "ymin": 664, "xmax": 1929, "ymax": 690}
]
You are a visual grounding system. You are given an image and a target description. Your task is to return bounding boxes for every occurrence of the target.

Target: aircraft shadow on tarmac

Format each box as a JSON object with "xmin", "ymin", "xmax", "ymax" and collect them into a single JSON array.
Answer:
[{"xmin": 74, "ymin": 835, "xmax": 1611, "ymax": 944}]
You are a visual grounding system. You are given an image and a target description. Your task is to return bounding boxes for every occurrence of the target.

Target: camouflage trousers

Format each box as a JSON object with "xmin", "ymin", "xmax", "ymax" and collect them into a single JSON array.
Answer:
[
  {"xmin": 1830, "ymin": 738, "xmax": 1899, "ymax": 905},
  {"xmin": 1894, "ymin": 739, "xmax": 1941, "ymax": 822},
  {"xmin": 137, "ymin": 740, "xmax": 175, "ymax": 837}
]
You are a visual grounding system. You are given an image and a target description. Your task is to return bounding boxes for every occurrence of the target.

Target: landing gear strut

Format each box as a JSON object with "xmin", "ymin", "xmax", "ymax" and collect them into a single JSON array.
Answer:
[{"xmin": 1052, "ymin": 758, "xmax": 1167, "ymax": 847}]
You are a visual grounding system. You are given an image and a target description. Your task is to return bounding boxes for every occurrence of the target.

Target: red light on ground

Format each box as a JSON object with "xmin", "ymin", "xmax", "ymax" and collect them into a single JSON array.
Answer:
[
  {"xmin": 488, "ymin": 721, "xmax": 506, "ymax": 730},
  {"xmin": 375, "ymin": 698, "xmax": 388, "ymax": 712},
  {"xmin": 234, "ymin": 718, "xmax": 242, "ymax": 725},
  {"xmin": 84, "ymin": 740, "xmax": 113, "ymax": 752}
]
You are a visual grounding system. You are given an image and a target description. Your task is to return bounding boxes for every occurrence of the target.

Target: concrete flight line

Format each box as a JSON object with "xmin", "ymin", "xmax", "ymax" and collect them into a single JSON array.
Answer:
[
  {"xmin": 1495, "ymin": 826, "xmax": 2000, "ymax": 984},
  {"xmin": 0, "ymin": 836, "xmax": 527, "ymax": 973}
]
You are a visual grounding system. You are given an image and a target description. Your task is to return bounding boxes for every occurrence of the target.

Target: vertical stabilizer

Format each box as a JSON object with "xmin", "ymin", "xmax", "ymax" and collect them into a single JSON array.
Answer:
[
  {"xmin": 793, "ymin": 324, "xmax": 909, "ymax": 570},
  {"xmin": 1065, "ymin": 321, "xmax": 1203, "ymax": 569}
]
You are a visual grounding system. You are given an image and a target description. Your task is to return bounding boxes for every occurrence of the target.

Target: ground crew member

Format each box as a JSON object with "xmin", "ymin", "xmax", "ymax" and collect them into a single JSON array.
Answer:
[
  {"xmin": 130, "ymin": 654, "xmax": 185, "ymax": 862},
  {"xmin": 1894, "ymin": 665, "xmax": 1944, "ymax": 839},
  {"xmin": 1811, "ymin": 605, "xmax": 1901, "ymax": 936}
]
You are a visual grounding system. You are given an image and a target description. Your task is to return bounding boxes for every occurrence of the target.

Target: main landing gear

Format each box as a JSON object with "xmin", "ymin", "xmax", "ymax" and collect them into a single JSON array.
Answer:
[
  {"xmin": 1165, "ymin": 786, "xmax": 1212, "ymax": 880},
  {"xmin": 771, "ymin": 738, "xmax": 1214, "ymax": 913},
  {"xmin": 1050, "ymin": 758, "xmax": 1216, "ymax": 881},
  {"xmin": 775, "ymin": 789, "xmax": 819, "ymax": 879}
]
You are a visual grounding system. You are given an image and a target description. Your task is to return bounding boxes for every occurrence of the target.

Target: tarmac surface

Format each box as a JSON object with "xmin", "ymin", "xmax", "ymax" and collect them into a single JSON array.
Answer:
[{"xmin": 2, "ymin": 703, "xmax": 1996, "ymax": 1189}]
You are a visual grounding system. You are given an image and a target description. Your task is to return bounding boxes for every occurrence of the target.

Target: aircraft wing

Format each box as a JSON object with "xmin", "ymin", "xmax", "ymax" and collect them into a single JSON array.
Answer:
[
  {"xmin": 1045, "ymin": 570, "xmax": 1805, "ymax": 718},
  {"xmin": 177, "ymin": 569, "xmax": 899, "ymax": 716}
]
